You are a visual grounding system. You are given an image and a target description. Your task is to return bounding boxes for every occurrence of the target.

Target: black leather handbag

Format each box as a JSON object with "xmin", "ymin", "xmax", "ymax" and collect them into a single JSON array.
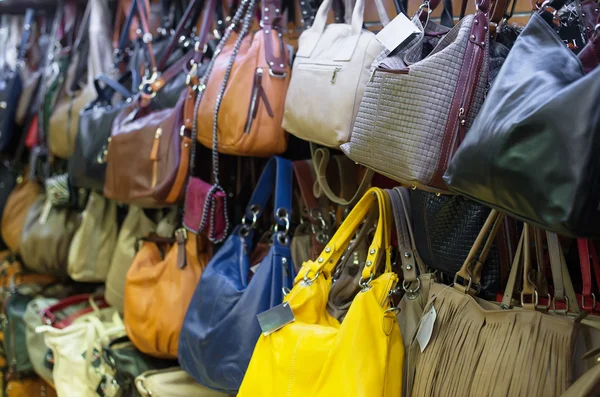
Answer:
[
  {"xmin": 410, "ymin": 190, "xmax": 518, "ymax": 298},
  {"xmin": 0, "ymin": 9, "xmax": 34, "ymax": 153},
  {"xmin": 68, "ymin": 73, "xmax": 135, "ymax": 191},
  {"xmin": 444, "ymin": 2, "xmax": 600, "ymax": 238}
]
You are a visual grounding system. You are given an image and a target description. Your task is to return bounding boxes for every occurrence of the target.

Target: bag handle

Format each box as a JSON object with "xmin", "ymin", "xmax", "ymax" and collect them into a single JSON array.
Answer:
[
  {"xmin": 298, "ymin": 188, "xmax": 392, "ymax": 287},
  {"xmin": 94, "ymin": 72, "xmax": 135, "ymax": 103},
  {"xmin": 113, "ymin": 0, "xmax": 140, "ymax": 68},
  {"xmin": 546, "ymin": 232, "xmax": 579, "ymax": 313},
  {"xmin": 293, "ymin": 160, "xmax": 331, "ymax": 245},
  {"xmin": 311, "ymin": 144, "xmax": 373, "ymax": 207},
  {"xmin": 578, "ymin": 239, "xmax": 600, "ymax": 311},
  {"xmin": 243, "ymin": 157, "xmax": 293, "ymax": 232},
  {"xmin": 388, "ymin": 187, "xmax": 427, "ymax": 283},
  {"xmin": 40, "ymin": 294, "xmax": 107, "ymax": 327},
  {"xmin": 16, "ymin": 9, "xmax": 35, "ymax": 62},
  {"xmin": 454, "ymin": 209, "xmax": 505, "ymax": 294}
]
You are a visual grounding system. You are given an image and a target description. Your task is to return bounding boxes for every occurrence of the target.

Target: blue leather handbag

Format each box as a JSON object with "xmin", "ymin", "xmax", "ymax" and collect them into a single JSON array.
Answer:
[{"xmin": 178, "ymin": 156, "xmax": 296, "ymax": 393}]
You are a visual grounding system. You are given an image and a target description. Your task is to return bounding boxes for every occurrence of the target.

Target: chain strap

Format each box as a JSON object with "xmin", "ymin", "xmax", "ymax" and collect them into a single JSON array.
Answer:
[{"xmin": 183, "ymin": 0, "xmax": 256, "ymax": 243}]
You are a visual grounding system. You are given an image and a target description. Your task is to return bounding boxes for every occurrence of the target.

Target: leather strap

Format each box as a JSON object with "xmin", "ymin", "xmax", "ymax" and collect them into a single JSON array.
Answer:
[
  {"xmin": 41, "ymin": 294, "xmax": 106, "ymax": 326},
  {"xmin": 245, "ymin": 157, "xmax": 293, "ymax": 230},
  {"xmin": 388, "ymin": 187, "xmax": 426, "ymax": 282},
  {"xmin": 261, "ymin": 0, "xmax": 287, "ymax": 76},
  {"xmin": 546, "ymin": 232, "xmax": 565, "ymax": 301},
  {"xmin": 311, "ymin": 144, "xmax": 373, "ymax": 207},
  {"xmin": 533, "ymin": 228, "xmax": 549, "ymax": 296},
  {"xmin": 490, "ymin": 0, "xmax": 510, "ymax": 23},
  {"xmin": 94, "ymin": 73, "xmax": 134, "ymax": 101},
  {"xmin": 114, "ymin": 0, "xmax": 139, "ymax": 67},
  {"xmin": 293, "ymin": 160, "xmax": 322, "ymax": 223},
  {"xmin": 135, "ymin": 0, "xmax": 157, "ymax": 73},
  {"xmin": 579, "ymin": 239, "xmax": 594, "ymax": 304},
  {"xmin": 501, "ymin": 231, "xmax": 524, "ymax": 308},
  {"xmin": 17, "ymin": 9, "xmax": 35, "ymax": 61},
  {"xmin": 175, "ymin": 229, "xmax": 187, "ymax": 269},
  {"xmin": 454, "ymin": 209, "xmax": 505, "ymax": 293}
]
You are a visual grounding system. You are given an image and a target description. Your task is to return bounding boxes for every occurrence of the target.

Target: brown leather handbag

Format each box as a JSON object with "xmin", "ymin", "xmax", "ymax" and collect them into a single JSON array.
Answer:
[
  {"xmin": 103, "ymin": 91, "xmax": 191, "ymax": 208},
  {"xmin": 124, "ymin": 230, "xmax": 209, "ymax": 359},
  {"xmin": 188, "ymin": 0, "xmax": 290, "ymax": 157},
  {"xmin": 6, "ymin": 378, "xmax": 57, "ymax": 397},
  {"xmin": 1, "ymin": 176, "xmax": 41, "ymax": 253}
]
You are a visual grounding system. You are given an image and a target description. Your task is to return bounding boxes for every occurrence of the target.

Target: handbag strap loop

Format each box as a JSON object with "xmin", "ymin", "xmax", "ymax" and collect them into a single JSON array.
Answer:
[{"xmin": 245, "ymin": 157, "xmax": 293, "ymax": 230}]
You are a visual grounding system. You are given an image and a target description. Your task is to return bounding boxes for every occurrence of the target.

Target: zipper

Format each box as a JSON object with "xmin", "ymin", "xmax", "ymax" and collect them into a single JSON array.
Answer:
[
  {"xmin": 295, "ymin": 63, "xmax": 343, "ymax": 84},
  {"xmin": 150, "ymin": 127, "xmax": 162, "ymax": 188},
  {"xmin": 330, "ymin": 67, "xmax": 342, "ymax": 84},
  {"xmin": 244, "ymin": 68, "xmax": 274, "ymax": 134}
]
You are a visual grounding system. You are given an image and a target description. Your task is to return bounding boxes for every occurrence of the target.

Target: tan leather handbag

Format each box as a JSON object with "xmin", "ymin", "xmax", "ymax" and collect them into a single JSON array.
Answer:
[
  {"xmin": 1, "ymin": 177, "xmax": 41, "ymax": 253},
  {"xmin": 48, "ymin": 0, "xmax": 113, "ymax": 159},
  {"xmin": 67, "ymin": 192, "xmax": 118, "ymax": 282},
  {"xmin": 105, "ymin": 207, "xmax": 177, "ymax": 313},
  {"xmin": 188, "ymin": 0, "xmax": 289, "ymax": 157},
  {"xmin": 135, "ymin": 367, "xmax": 230, "ymax": 397},
  {"xmin": 6, "ymin": 378, "xmax": 57, "ymax": 397},
  {"xmin": 124, "ymin": 231, "xmax": 209, "ymax": 359},
  {"xmin": 20, "ymin": 195, "xmax": 80, "ymax": 279}
]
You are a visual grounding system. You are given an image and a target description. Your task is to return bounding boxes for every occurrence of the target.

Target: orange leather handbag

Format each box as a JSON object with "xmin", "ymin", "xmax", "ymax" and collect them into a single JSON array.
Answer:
[
  {"xmin": 124, "ymin": 230, "xmax": 209, "ymax": 359},
  {"xmin": 1, "ymin": 177, "xmax": 41, "ymax": 253},
  {"xmin": 6, "ymin": 378, "xmax": 57, "ymax": 397},
  {"xmin": 187, "ymin": 0, "xmax": 290, "ymax": 157}
]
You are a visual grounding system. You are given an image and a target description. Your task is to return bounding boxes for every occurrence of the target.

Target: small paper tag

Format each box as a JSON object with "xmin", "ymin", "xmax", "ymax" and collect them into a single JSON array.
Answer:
[
  {"xmin": 416, "ymin": 305, "xmax": 437, "ymax": 352},
  {"xmin": 257, "ymin": 302, "xmax": 295, "ymax": 336},
  {"xmin": 375, "ymin": 13, "xmax": 421, "ymax": 52},
  {"xmin": 250, "ymin": 264, "xmax": 260, "ymax": 274}
]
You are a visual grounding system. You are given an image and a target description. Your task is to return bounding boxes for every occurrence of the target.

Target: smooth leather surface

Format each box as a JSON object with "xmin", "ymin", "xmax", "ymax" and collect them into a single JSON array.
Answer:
[
  {"xmin": 0, "ymin": 164, "xmax": 18, "ymax": 250},
  {"xmin": 178, "ymin": 157, "xmax": 295, "ymax": 393},
  {"xmin": 195, "ymin": 29, "xmax": 289, "ymax": 157},
  {"xmin": 103, "ymin": 336, "xmax": 177, "ymax": 397},
  {"xmin": 124, "ymin": 233, "xmax": 209, "ymax": 359},
  {"xmin": 444, "ymin": 13, "xmax": 600, "ymax": 238},
  {"xmin": 238, "ymin": 188, "xmax": 402, "ymax": 397},
  {"xmin": 68, "ymin": 191, "xmax": 118, "ymax": 282},
  {"xmin": 105, "ymin": 206, "xmax": 159, "ymax": 313},
  {"xmin": 183, "ymin": 176, "xmax": 227, "ymax": 243},
  {"xmin": 25, "ymin": 297, "xmax": 59, "ymax": 384},
  {"xmin": 1, "ymin": 178, "xmax": 40, "ymax": 253},
  {"xmin": 135, "ymin": 367, "xmax": 230, "ymax": 397},
  {"xmin": 5, "ymin": 291, "xmax": 36, "ymax": 375},
  {"xmin": 20, "ymin": 195, "xmax": 80, "ymax": 278},
  {"xmin": 283, "ymin": 0, "xmax": 385, "ymax": 148},
  {"xmin": 104, "ymin": 93, "xmax": 188, "ymax": 208}
]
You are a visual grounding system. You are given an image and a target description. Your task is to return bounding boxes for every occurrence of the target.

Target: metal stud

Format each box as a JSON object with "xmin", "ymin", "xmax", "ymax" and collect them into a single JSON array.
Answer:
[
  {"xmin": 406, "ymin": 264, "xmax": 413, "ymax": 270},
  {"xmin": 470, "ymin": 34, "xmax": 476, "ymax": 40},
  {"xmin": 325, "ymin": 247, "xmax": 331, "ymax": 253},
  {"xmin": 484, "ymin": 26, "xmax": 488, "ymax": 31},
  {"xmin": 318, "ymin": 257, "xmax": 324, "ymax": 263},
  {"xmin": 475, "ymin": 19, "xmax": 479, "ymax": 24},
  {"xmin": 282, "ymin": 257, "xmax": 287, "ymax": 265},
  {"xmin": 481, "ymin": 41, "xmax": 485, "ymax": 46},
  {"xmin": 280, "ymin": 64, "xmax": 285, "ymax": 67},
  {"xmin": 404, "ymin": 252, "xmax": 411, "ymax": 258},
  {"xmin": 461, "ymin": 120, "xmax": 466, "ymax": 126},
  {"xmin": 370, "ymin": 249, "xmax": 376, "ymax": 255},
  {"xmin": 270, "ymin": 61, "xmax": 274, "ymax": 66},
  {"xmin": 366, "ymin": 261, "xmax": 373, "ymax": 267}
]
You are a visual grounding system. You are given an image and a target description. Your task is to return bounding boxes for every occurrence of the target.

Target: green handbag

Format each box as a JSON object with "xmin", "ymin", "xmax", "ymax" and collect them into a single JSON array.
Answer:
[{"xmin": 103, "ymin": 336, "xmax": 177, "ymax": 397}]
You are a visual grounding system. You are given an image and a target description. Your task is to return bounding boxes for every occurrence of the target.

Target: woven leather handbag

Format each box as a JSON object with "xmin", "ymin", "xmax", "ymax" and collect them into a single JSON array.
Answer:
[
  {"xmin": 410, "ymin": 189, "xmax": 517, "ymax": 298},
  {"xmin": 444, "ymin": 5, "xmax": 600, "ymax": 237},
  {"xmin": 238, "ymin": 188, "xmax": 402, "ymax": 397},
  {"xmin": 178, "ymin": 157, "xmax": 295, "ymax": 393},
  {"xmin": 341, "ymin": 0, "xmax": 491, "ymax": 193},
  {"xmin": 189, "ymin": 0, "xmax": 290, "ymax": 157},
  {"xmin": 282, "ymin": 0, "xmax": 388, "ymax": 148}
]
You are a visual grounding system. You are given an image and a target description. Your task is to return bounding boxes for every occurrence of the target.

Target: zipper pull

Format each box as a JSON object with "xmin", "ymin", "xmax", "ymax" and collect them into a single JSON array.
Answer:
[
  {"xmin": 175, "ymin": 228, "xmax": 188, "ymax": 269},
  {"xmin": 331, "ymin": 67, "xmax": 341, "ymax": 84},
  {"xmin": 150, "ymin": 128, "xmax": 162, "ymax": 161},
  {"xmin": 369, "ymin": 68, "xmax": 377, "ymax": 83}
]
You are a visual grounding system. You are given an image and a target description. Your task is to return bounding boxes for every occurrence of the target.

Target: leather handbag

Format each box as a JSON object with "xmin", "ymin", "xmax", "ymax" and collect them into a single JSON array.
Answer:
[
  {"xmin": 189, "ymin": 0, "xmax": 290, "ymax": 157},
  {"xmin": 135, "ymin": 367, "xmax": 230, "ymax": 397},
  {"xmin": 37, "ymin": 306, "xmax": 126, "ymax": 397},
  {"xmin": 178, "ymin": 156, "xmax": 296, "ymax": 393},
  {"xmin": 105, "ymin": 208, "xmax": 177, "ymax": 313},
  {"xmin": 443, "ymin": 7, "xmax": 600, "ymax": 237},
  {"xmin": 68, "ymin": 73, "xmax": 135, "ymax": 192},
  {"xmin": 68, "ymin": 191, "xmax": 118, "ymax": 282},
  {"xmin": 124, "ymin": 230, "xmax": 210, "ymax": 359},
  {"xmin": 0, "ymin": 9, "xmax": 34, "ymax": 153},
  {"xmin": 410, "ymin": 189, "xmax": 517, "ymax": 298},
  {"xmin": 341, "ymin": 0, "xmax": 491, "ymax": 192},
  {"xmin": 238, "ymin": 188, "xmax": 402, "ymax": 397},
  {"xmin": 103, "ymin": 91, "xmax": 191, "ymax": 208},
  {"xmin": 102, "ymin": 336, "xmax": 177, "ymax": 397},
  {"xmin": 1, "ymin": 176, "xmax": 41, "ymax": 253},
  {"xmin": 48, "ymin": 0, "xmax": 114, "ymax": 159},
  {"xmin": 40, "ymin": 294, "xmax": 111, "ymax": 330},
  {"xmin": 20, "ymin": 193, "xmax": 80, "ymax": 279},
  {"xmin": 6, "ymin": 378, "xmax": 57, "ymax": 397},
  {"xmin": 406, "ymin": 212, "xmax": 585, "ymax": 397},
  {"xmin": 282, "ymin": 0, "xmax": 388, "ymax": 148},
  {"xmin": 25, "ymin": 297, "xmax": 59, "ymax": 384}
]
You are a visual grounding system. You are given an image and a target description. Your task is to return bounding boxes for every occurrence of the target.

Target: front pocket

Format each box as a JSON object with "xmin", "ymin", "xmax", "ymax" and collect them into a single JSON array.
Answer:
[
  {"xmin": 244, "ymin": 68, "xmax": 274, "ymax": 134},
  {"xmin": 295, "ymin": 63, "xmax": 343, "ymax": 85}
]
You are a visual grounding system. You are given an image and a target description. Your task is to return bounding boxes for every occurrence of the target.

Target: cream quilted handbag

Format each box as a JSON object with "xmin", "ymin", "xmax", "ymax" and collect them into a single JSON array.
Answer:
[
  {"xmin": 341, "ymin": 0, "xmax": 491, "ymax": 193},
  {"xmin": 282, "ymin": 0, "xmax": 389, "ymax": 148}
]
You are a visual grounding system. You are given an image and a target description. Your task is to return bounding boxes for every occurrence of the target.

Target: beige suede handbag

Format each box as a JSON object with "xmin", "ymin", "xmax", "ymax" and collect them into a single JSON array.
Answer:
[{"xmin": 68, "ymin": 191, "xmax": 118, "ymax": 282}]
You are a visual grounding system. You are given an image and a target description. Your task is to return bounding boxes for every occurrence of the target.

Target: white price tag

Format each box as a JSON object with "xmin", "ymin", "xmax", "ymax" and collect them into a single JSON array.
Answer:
[
  {"xmin": 416, "ymin": 305, "xmax": 437, "ymax": 352},
  {"xmin": 375, "ymin": 13, "xmax": 421, "ymax": 53}
]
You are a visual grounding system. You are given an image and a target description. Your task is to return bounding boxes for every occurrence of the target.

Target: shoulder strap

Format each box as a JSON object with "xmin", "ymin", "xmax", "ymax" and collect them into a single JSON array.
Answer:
[{"xmin": 17, "ymin": 9, "xmax": 35, "ymax": 61}]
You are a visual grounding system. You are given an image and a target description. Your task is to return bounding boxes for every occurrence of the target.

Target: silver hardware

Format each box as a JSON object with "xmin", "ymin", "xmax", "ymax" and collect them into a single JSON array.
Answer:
[
  {"xmin": 404, "ymin": 251, "xmax": 411, "ymax": 258},
  {"xmin": 318, "ymin": 257, "xmax": 324, "ymax": 263},
  {"xmin": 370, "ymin": 249, "xmax": 376, "ymax": 255},
  {"xmin": 470, "ymin": 34, "xmax": 476, "ymax": 40},
  {"xmin": 331, "ymin": 66, "xmax": 342, "ymax": 84},
  {"xmin": 359, "ymin": 274, "xmax": 374, "ymax": 291},
  {"xmin": 325, "ymin": 247, "xmax": 331, "ymax": 253},
  {"xmin": 303, "ymin": 270, "xmax": 320, "ymax": 286},
  {"xmin": 282, "ymin": 257, "xmax": 287, "ymax": 265},
  {"xmin": 406, "ymin": 264, "xmax": 412, "ymax": 270},
  {"xmin": 365, "ymin": 260, "xmax": 373, "ymax": 267}
]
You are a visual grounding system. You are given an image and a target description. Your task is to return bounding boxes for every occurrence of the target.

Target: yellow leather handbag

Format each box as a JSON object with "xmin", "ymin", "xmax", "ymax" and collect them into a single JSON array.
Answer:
[{"xmin": 238, "ymin": 187, "xmax": 403, "ymax": 397}]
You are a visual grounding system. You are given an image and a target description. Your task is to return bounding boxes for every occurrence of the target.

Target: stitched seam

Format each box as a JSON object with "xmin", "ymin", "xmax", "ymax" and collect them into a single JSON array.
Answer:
[{"xmin": 287, "ymin": 335, "xmax": 303, "ymax": 397}]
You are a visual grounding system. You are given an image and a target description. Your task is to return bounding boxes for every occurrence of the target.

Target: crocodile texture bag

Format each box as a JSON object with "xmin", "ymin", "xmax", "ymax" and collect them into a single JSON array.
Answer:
[{"xmin": 341, "ymin": 0, "xmax": 490, "ymax": 192}]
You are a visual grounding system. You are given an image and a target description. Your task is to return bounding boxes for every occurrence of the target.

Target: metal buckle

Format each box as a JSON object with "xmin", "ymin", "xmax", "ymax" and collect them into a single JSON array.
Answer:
[
  {"xmin": 521, "ymin": 290, "xmax": 539, "ymax": 308},
  {"xmin": 552, "ymin": 296, "xmax": 570, "ymax": 314},
  {"xmin": 268, "ymin": 68, "xmax": 287, "ymax": 79},
  {"xmin": 302, "ymin": 270, "xmax": 320, "ymax": 286},
  {"xmin": 359, "ymin": 274, "xmax": 374, "ymax": 292},
  {"xmin": 453, "ymin": 273, "xmax": 479, "ymax": 295},
  {"xmin": 582, "ymin": 293, "xmax": 596, "ymax": 312}
]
